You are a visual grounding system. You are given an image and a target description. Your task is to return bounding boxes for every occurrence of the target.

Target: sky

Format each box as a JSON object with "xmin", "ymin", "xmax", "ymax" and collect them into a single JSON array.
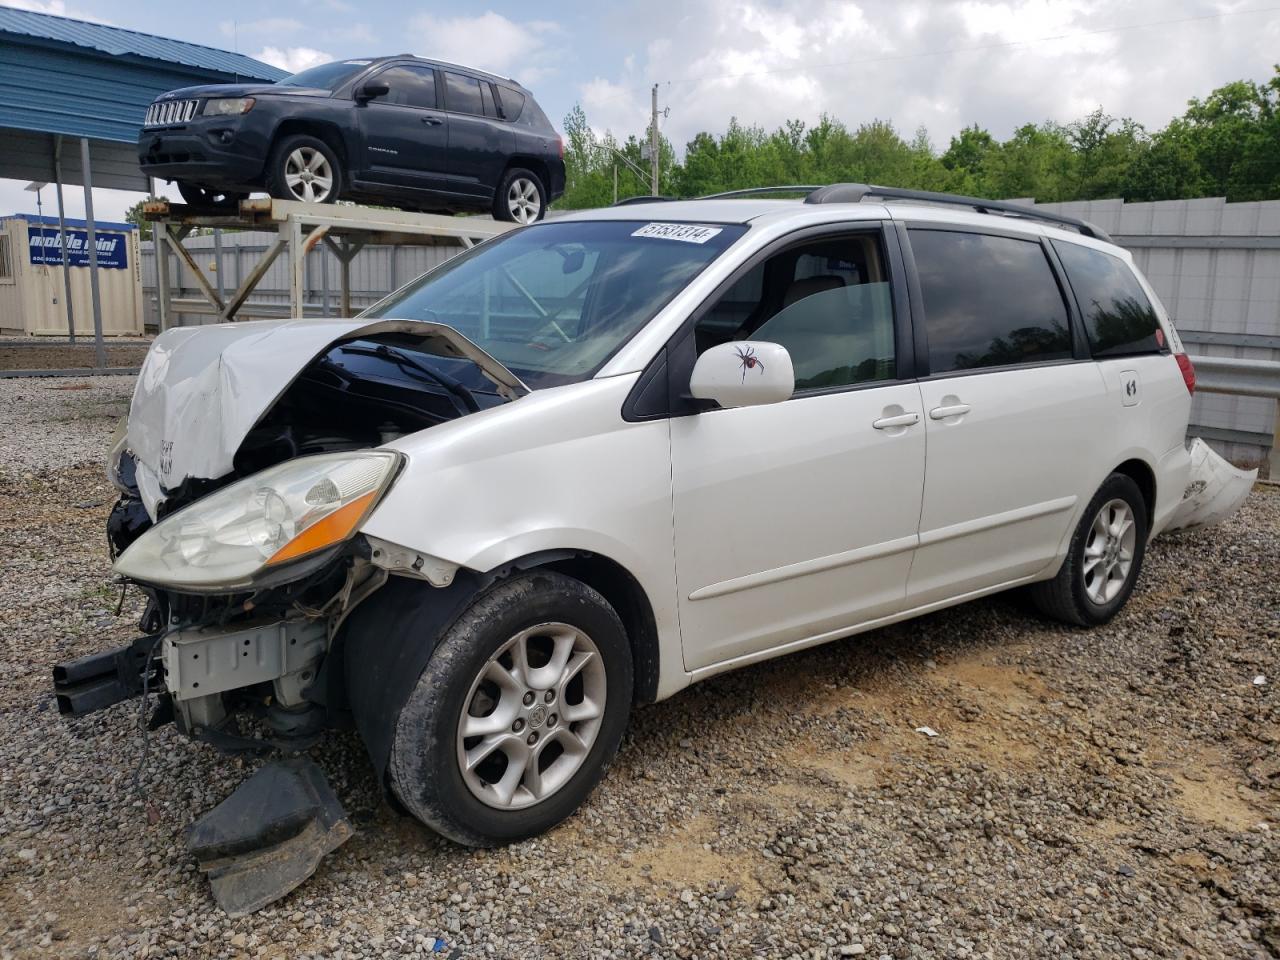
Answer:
[{"xmin": 2, "ymin": 0, "xmax": 1279, "ymax": 221}]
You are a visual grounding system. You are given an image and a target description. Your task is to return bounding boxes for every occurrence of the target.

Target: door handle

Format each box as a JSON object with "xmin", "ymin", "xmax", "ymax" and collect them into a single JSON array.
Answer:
[
  {"xmin": 872, "ymin": 411, "xmax": 920, "ymax": 430},
  {"xmin": 421, "ymin": 116, "xmax": 443, "ymax": 126},
  {"xmin": 929, "ymin": 403, "xmax": 972, "ymax": 420}
]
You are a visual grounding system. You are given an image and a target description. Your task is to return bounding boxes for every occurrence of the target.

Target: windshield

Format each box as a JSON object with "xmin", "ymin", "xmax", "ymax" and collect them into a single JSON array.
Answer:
[
  {"xmin": 361, "ymin": 220, "xmax": 746, "ymax": 387},
  {"xmin": 278, "ymin": 59, "xmax": 372, "ymax": 90}
]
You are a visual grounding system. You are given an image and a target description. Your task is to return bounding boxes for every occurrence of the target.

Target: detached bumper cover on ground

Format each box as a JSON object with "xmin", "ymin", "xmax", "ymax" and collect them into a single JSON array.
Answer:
[
  {"xmin": 1165, "ymin": 438, "xmax": 1258, "ymax": 533},
  {"xmin": 185, "ymin": 757, "xmax": 353, "ymax": 918}
]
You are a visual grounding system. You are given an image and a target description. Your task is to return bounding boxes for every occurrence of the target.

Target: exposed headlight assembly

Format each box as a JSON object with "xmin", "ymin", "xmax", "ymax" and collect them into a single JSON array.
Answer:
[
  {"xmin": 105, "ymin": 416, "xmax": 129, "ymax": 493},
  {"xmin": 114, "ymin": 451, "xmax": 402, "ymax": 591},
  {"xmin": 202, "ymin": 97, "xmax": 256, "ymax": 117}
]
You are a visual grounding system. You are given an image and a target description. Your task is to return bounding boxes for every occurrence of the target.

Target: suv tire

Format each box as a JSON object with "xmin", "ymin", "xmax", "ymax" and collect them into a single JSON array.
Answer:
[
  {"xmin": 265, "ymin": 134, "xmax": 341, "ymax": 204},
  {"xmin": 1029, "ymin": 473, "xmax": 1149, "ymax": 626},
  {"xmin": 388, "ymin": 570, "xmax": 633, "ymax": 846},
  {"xmin": 493, "ymin": 168, "xmax": 546, "ymax": 223}
]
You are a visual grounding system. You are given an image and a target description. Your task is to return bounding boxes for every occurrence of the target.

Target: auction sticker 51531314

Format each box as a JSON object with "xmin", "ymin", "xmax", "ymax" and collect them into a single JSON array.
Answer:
[{"xmin": 631, "ymin": 223, "xmax": 724, "ymax": 243}]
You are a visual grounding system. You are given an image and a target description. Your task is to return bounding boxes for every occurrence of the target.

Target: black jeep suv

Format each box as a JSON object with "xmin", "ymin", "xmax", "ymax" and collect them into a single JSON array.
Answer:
[{"xmin": 138, "ymin": 56, "xmax": 565, "ymax": 222}]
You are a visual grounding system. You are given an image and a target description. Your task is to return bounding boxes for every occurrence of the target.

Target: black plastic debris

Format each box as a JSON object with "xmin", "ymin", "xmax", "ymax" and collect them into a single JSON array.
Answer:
[{"xmin": 186, "ymin": 757, "xmax": 353, "ymax": 917}]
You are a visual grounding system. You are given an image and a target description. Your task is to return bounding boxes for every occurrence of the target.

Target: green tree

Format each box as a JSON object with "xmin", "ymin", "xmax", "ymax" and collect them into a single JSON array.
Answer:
[{"xmin": 124, "ymin": 196, "xmax": 157, "ymax": 241}]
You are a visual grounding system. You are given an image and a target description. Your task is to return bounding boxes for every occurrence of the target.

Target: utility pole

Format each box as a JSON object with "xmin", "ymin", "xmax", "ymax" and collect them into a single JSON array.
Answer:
[{"xmin": 650, "ymin": 83, "xmax": 660, "ymax": 195}]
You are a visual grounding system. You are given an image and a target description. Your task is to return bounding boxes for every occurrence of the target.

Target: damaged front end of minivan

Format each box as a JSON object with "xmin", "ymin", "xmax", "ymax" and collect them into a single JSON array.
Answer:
[{"xmin": 53, "ymin": 318, "xmax": 527, "ymax": 915}]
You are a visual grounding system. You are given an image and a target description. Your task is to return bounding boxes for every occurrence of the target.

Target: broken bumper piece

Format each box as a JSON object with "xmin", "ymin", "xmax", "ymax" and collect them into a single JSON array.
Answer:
[
  {"xmin": 53, "ymin": 635, "xmax": 160, "ymax": 716},
  {"xmin": 186, "ymin": 757, "xmax": 353, "ymax": 917},
  {"xmin": 1165, "ymin": 438, "xmax": 1258, "ymax": 533}
]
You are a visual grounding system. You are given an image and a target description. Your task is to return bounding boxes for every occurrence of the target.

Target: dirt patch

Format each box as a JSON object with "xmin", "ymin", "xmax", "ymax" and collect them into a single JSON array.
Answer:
[{"xmin": 0, "ymin": 342, "xmax": 151, "ymax": 372}]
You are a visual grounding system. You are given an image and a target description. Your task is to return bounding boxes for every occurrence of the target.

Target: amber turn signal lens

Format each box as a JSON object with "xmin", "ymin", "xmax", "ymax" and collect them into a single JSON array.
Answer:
[{"xmin": 266, "ymin": 490, "xmax": 378, "ymax": 566}]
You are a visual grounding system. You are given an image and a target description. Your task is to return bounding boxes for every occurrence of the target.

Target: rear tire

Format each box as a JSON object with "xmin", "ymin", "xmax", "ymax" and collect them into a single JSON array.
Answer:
[
  {"xmin": 176, "ymin": 181, "xmax": 246, "ymax": 210},
  {"xmin": 388, "ymin": 570, "xmax": 632, "ymax": 846},
  {"xmin": 1029, "ymin": 473, "xmax": 1149, "ymax": 626},
  {"xmin": 265, "ymin": 134, "xmax": 341, "ymax": 204},
  {"xmin": 492, "ymin": 168, "xmax": 546, "ymax": 223}
]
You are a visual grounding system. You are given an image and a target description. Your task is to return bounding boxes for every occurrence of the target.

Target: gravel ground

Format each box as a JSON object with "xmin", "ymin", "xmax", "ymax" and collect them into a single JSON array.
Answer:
[
  {"xmin": 0, "ymin": 340, "xmax": 152, "ymax": 373},
  {"xmin": 0, "ymin": 375, "xmax": 1276, "ymax": 960}
]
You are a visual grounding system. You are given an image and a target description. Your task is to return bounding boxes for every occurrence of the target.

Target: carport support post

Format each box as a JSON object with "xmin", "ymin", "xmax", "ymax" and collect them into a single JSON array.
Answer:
[
  {"xmin": 288, "ymin": 216, "xmax": 304, "ymax": 319},
  {"xmin": 53, "ymin": 137, "xmax": 75, "ymax": 343},
  {"xmin": 78, "ymin": 138, "xmax": 106, "ymax": 369},
  {"xmin": 154, "ymin": 217, "xmax": 171, "ymax": 332}
]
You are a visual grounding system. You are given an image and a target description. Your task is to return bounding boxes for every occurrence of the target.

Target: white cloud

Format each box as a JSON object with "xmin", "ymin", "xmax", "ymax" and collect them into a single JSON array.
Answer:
[
  {"xmin": 253, "ymin": 46, "xmax": 332, "ymax": 74},
  {"xmin": 574, "ymin": 0, "xmax": 1280, "ymax": 155},
  {"xmin": 409, "ymin": 11, "xmax": 563, "ymax": 84},
  {"xmin": 0, "ymin": 0, "xmax": 112, "ymax": 24}
]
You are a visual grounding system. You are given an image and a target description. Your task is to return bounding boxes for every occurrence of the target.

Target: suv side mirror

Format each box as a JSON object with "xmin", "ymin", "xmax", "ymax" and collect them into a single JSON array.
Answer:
[
  {"xmin": 689, "ymin": 341, "xmax": 794, "ymax": 409},
  {"xmin": 357, "ymin": 82, "xmax": 390, "ymax": 102}
]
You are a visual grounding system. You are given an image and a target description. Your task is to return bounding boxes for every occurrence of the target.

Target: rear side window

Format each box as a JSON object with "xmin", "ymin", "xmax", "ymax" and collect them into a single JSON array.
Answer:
[
  {"xmin": 480, "ymin": 82, "xmax": 500, "ymax": 118},
  {"xmin": 909, "ymin": 229, "xmax": 1072, "ymax": 374},
  {"xmin": 1052, "ymin": 240, "xmax": 1165, "ymax": 356},
  {"xmin": 444, "ymin": 72, "xmax": 485, "ymax": 116},
  {"xmin": 373, "ymin": 65, "xmax": 437, "ymax": 109}
]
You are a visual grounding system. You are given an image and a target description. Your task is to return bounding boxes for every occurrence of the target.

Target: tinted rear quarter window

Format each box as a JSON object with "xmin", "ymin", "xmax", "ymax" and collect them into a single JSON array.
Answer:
[
  {"xmin": 497, "ymin": 85, "xmax": 525, "ymax": 121},
  {"xmin": 909, "ymin": 229, "xmax": 1072, "ymax": 374},
  {"xmin": 444, "ymin": 72, "xmax": 485, "ymax": 116},
  {"xmin": 1052, "ymin": 240, "xmax": 1165, "ymax": 356}
]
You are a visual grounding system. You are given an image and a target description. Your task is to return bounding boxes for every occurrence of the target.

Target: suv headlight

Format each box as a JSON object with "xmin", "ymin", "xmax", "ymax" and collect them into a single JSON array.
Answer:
[
  {"xmin": 114, "ymin": 451, "xmax": 402, "ymax": 591},
  {"xmin": 202, "ymin": 97, "xmax": 255, "ymax": 117}
]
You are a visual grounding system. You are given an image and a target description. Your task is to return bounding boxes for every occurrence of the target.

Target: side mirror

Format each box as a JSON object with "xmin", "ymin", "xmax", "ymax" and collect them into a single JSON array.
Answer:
[
  {"xmin": 689, "ymin": 341, "xmax": 794, "ymax": 409},
  {"xmin": 357, "ymin": 82, "xmax": 390, "ymax": 102}
]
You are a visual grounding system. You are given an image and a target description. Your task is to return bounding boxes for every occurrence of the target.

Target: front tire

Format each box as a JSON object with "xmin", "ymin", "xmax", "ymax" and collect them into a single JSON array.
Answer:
[
  {"xmin": 493, "ymin": 168, "xmax": 546, "ymax": 223},
  {"xmin": 389, "ymin": 570, "xmax": 633, "ymax": 846},
  {"xmin": 265, "ymin": 134, "xmax": 341, "ymax": 204},
  {"xmin": 1029, "ymin": 473, "xmax": 1149, "ymax": 626}
]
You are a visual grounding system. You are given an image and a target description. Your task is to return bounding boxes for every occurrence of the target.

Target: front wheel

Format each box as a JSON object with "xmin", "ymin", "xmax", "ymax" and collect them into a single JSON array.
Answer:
[
  {"xmin": 492, "ymin": 168, "xmax": 546, "ymax": 223},
  {"xmin": 389, "ymin": 571, "xmax": 633, "ymax": 846},
  {"xmin": 1029, "ymin": 473, "xmax": 1149, "ymax": 626},
  {"xmin": 265, "ymin": 134, "xmax": 341, "ymax": 204}
]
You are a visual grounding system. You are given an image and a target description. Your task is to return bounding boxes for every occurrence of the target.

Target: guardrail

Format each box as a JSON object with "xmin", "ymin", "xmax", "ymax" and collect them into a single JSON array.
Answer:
[
  {"xmin": 1189, "ymin": 354, "xmax": 1280, "ymax": 477},
  {"xmin": 1189, "ymin": 355, "xmax": 1280, "ymax": 400}
]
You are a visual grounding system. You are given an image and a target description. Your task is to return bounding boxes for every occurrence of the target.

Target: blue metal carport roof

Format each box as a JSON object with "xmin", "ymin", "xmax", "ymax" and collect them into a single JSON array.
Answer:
[{"xmin": 0, "ymin": 7, "xmax": 285, "ymax": 146}]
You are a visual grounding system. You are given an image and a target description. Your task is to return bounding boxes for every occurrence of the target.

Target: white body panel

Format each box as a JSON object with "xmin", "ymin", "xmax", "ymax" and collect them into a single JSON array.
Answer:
[
  {"xmin": 670, "ymin": 383, "xmax": 926, "ymax": 670},
  {"xmin": 908, "ymin": 363, "xmax": 1107, "ymax": 604}
]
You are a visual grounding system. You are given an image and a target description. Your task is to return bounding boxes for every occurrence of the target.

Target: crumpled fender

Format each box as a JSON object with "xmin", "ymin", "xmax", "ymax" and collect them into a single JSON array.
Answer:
[{"xmin": 1164, "ymin": 438, "xmax": 1257, "ymax": 533}]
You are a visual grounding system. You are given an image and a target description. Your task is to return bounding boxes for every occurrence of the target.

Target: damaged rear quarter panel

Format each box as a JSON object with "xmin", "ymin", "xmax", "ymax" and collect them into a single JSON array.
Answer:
[{"xmin": 358, "ymin": 373, "xmax": 686, "ymax": 699}]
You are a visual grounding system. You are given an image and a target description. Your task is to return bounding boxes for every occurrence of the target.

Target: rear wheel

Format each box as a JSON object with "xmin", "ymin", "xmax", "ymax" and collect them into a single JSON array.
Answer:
[
  {"xmin": 1029, "ymin": 473, "xmax": 1149, "ymax": 626},
  {"xmin": 493, "ymin": 168, "xmax": 546, "ymax": 223},
  {"xmin": 176, "ymin": 181, "xmax": 246, "ymax": 210},
  {"xmin": 388, "ymin": 570, "xmax": 632, "ymax": 846},
  {"xmin": 265, "ymin": 135, "xmax": 341, "ymax": 204}
]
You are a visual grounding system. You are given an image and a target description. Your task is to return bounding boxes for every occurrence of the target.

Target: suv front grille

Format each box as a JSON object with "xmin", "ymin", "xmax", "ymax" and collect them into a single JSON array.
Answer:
[{"xmin": 144, "ymin": 99, "xmax": 199, "ymax": 127}]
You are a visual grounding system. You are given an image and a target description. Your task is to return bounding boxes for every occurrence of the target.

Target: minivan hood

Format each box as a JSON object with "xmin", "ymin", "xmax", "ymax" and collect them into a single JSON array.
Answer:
[{"xmin": 127, "ymin": 318, "xmax": 527, "ymax": 506}]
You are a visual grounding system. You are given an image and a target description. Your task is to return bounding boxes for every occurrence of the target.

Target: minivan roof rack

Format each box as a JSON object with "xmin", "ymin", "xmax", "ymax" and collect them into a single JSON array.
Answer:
[
  {"xmin": 612, "ymin": 195, "xmax": 674, "ymax": 206},
  {"xmin": 699, "ymin": 186, "xmax": 825, "ymax": 199},
  {"xmin": 803, "ymin": 183, "xmax": 1112, "ymax": 242}
]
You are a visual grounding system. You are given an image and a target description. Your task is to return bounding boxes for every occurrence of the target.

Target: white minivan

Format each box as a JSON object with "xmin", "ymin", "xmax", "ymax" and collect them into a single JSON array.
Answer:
[{"xmin": 64, "ymin": 184, "xmax": 1199, "ymax": 869}]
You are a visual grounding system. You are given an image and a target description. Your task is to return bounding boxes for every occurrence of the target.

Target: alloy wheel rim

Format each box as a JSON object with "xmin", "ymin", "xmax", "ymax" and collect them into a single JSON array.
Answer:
[
  {"xmin": 284, "ymin": 147, "xmax": 334, "ymax": 202},
  {"xmin": 456, "ymin": 622, "xmax": 606, "ymax": 810},
  {"xmin": 1083, "ymin": 498, "xmax": 1137, "ymax": 605},
  {"xmin": 507, "ymin": 178, "xmax": 541, "ymax": 223}
]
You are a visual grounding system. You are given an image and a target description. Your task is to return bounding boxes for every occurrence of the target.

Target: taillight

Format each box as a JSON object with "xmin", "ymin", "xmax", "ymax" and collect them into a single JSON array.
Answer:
[
  {"xmin": 557, "ymin": 136, "xmax": 565, "ymax": 159},
  {"xmin": 1175, "ymin": 353, "xmax": 1196, "ymax": 395}
]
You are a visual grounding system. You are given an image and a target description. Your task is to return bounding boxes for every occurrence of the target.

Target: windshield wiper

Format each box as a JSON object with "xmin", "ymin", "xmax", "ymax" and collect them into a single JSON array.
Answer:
[{"xmin": 345, "ymin": 343, "xmax": 481, "ymax": 413}]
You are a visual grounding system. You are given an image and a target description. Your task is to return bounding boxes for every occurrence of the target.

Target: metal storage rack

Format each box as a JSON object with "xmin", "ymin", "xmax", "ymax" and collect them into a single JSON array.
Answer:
[{"xmin": 144, "ymin": 198, "xmax": 514, "ymax": 329}]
